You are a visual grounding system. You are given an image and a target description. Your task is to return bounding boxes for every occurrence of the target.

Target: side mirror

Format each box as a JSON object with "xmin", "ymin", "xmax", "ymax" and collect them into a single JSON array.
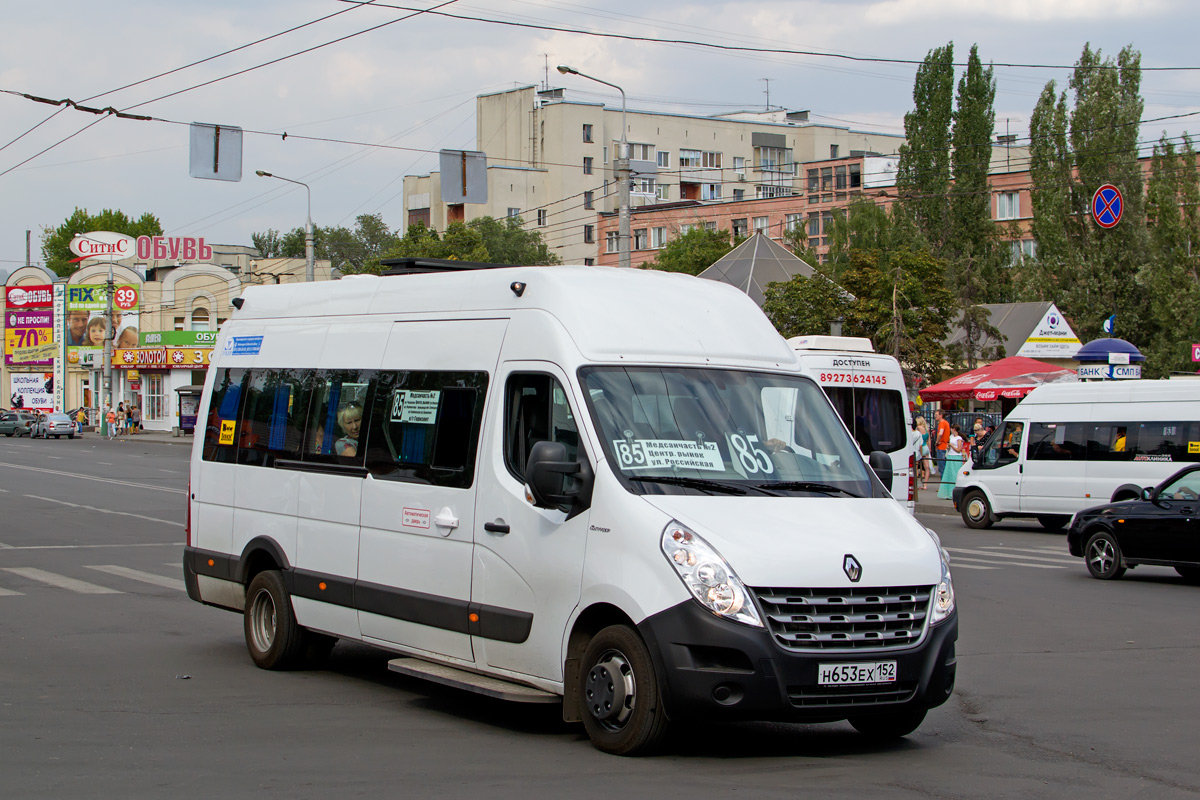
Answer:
[
  {"xmin": 1141, "ymin": 486, "xmax": 1154, "ymax": 502},
  {"xmin": 868, "ymin": 450, "xmax": 893, "ymax": 491},
  {"xmin": 525, "ymin": 441, "xmax": 593, "ymax": 512}
]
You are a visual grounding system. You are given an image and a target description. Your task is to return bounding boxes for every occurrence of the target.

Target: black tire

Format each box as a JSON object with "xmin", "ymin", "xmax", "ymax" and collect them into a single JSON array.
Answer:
[
  {"xmin": 960, "ymin": 490, "xmax": 993, "ymax": 530},
  {"xmin": 578, "ymin": 624, "xmax": 670, "ymax": 756},
  {"xmin": 849, "ymin": 706, "xmax": 928, "ymax": 740},
  {"xmin": 3, "ymin": 431, "xmax": 11, "ymax": 437},
  {"xmin": 68, "ymin": 434, "xmax": 75, "ymax": 440},
  {"xmin": 1174, "ymin": 566, "xmax": 1200, "ymax": 582},
  {"xmin": 304, "ymin": 632, "xmax": 338, "ymax": 664},
  {"xmin": 244, "ymin": 570, "xmax": 307, "ymax": 670},
  {"xmin": 1085, "ymin": 531, "xmax": 1126, "ymax": 580},
  {"xmin": 1037, "ymin": 515, "xmax": 1070, "ymax": 531}
]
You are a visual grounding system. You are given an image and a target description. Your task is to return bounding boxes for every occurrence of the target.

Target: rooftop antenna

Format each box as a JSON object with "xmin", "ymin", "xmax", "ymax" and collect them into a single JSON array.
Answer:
[
  {"xmin": 761, "ymin": 77, "xmax": 772, "ymax": 111},
  {"xmin": 543, "ymin": 54, "xmax": 550, "ymax": 90}
]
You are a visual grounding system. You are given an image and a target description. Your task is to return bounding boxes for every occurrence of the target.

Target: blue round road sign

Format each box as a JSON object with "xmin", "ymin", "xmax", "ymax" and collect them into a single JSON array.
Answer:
[{"xmin": 1092, "ymin": 184, "xmax": 1123, "ymax": 228}]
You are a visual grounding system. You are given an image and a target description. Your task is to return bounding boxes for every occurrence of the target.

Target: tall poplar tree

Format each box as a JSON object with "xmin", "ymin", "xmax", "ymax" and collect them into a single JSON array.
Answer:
[{"xmin": 897, "ymin": 43, "xmax": 955, "ymax": 251}]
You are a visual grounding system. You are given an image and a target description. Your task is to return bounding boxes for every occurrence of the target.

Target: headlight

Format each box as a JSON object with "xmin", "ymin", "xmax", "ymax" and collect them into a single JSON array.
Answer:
[
  {"xmin": 925, "ymin": 526, "xmax": 955, "ymax": 624},
  {"xmin": 661, "ymin": 521, "xmax": 763, "ymax": 628}
]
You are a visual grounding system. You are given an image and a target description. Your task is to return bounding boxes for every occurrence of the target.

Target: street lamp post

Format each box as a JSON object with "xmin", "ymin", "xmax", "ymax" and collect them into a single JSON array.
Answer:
[
  {"xmin": 557, "ymin": 65, "xmax": 630, "ymax": 270},
  {"xmin": 255, "ymin": 170, "xmax": 314, "ymax": 282}
]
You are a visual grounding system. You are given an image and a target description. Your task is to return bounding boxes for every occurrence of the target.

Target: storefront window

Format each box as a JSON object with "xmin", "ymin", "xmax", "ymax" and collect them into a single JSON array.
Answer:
[{"xmin": 147, "ymin": 374, "xmax": 165, "ymax": 420}]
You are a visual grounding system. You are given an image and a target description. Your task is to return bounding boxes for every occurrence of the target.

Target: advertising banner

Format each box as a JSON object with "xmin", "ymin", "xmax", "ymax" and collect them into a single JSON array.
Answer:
[
  {"xmin": 1015, "ymin": 304, "xmax": 1082, "ymax": 358},
  {"xmin": 140, "ymin": 330, "xmax": 218, "ymax": 347},
  {"xmin": 112, "ymin": 347, "xmax": 212, "ymax": 369},
  {"xmin": 64, "ymin": 283, "xmax": 140, "ymax": 368},
  {"xmin": 5, "ymin": 284, "xmax": 55, "ymax": 367},
  {"xmin": 9, "ymin": 372, "xmax": 54, "ymax": 411}
]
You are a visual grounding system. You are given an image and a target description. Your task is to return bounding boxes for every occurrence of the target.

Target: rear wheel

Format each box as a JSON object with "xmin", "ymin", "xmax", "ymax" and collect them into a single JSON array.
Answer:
[
  {"xmin": 1085, "ymin": 531, "xmax": 1126, "ymax": 580},
  {"xmin": 244, "ymin": 570, "xmax": 307, "ymax": 670},
  {"xmin": 961, "ymin": 490, "xmax": 993, "ymax": 530},
  {"xmin": 1037, "ymin": 515, "xmax": 1070, "ymax": 531},
  {"xmin": 849, "ymin": 706, "xmax": 928, "ymax": 740},
  {"xmin": 578, "ymin": 624, "xmax": 670, "ymax": 756}
]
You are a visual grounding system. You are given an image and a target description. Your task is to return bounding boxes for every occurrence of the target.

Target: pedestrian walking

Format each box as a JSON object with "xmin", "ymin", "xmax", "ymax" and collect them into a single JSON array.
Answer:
[
  {"xmin": 116, "ymin": 403, "xmax": 126, "ymax": 436},
  {"xmin": 75, "ymin": 407, "xmax": 86, "ymax": 434},
  {"xmin": 130, "ymin": 405, "xmax": 140, "ymax": 434},
  {"xmin": 938, "ymin": 424, "xmax": 967, "ymax": 500},
  {"xmin": 914, "ymin": 416, "xmax": 932, "ymax": 490},
  {"xmin": 933, "ymin": 409, "xmax": 950, "ymax": 479},
  {"xmin": 105, "ymin": 407, "xmax": 116, "ymax": 440}
]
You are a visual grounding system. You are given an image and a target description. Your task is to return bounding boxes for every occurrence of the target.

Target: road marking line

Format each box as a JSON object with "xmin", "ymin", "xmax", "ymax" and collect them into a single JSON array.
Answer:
[
  {"xmin": 23, "ymin": 495, "xmax": 184, "ymax": 527},
  {"xmin": 2, "ymin": 567, "xmax": 121, "ymax": 594},
  {"xmin": 97, "ymin": 462, "xmax": 113, "ymax": 465},
  {"xmin": 949, "ymin": 555, "xmax": 1065, "ymax": 570},
  {"xmin": 979, "ymin": 546, "xmax": 1070, "ymax": 556},
  {"xmin": 0, "ymin": 586, "xmax": 22, "ymax": 596},
  {"xmin": 947, "ymin": 547, "xmax": 1076, "ymax": 565},
  {"xmin": 945, "ymin": 563, "xmax": 999, "ymax": 570},
  {"xmin": 87, "ymin": 565, "xmax": 185, "ymax": 592},
  {"xmin": 0, "ymin": 461, "xmax": 184, "ymax": 494}
]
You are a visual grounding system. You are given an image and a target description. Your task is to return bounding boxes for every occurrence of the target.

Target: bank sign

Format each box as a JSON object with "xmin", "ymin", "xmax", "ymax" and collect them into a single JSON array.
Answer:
[
  {"xmin": 1016, "ymin": 304, "xmax": 1082, "ymax": 358},
  {"xmin": 1077, "ymin": 364, "xmax": 1142, "ymax": 380}
]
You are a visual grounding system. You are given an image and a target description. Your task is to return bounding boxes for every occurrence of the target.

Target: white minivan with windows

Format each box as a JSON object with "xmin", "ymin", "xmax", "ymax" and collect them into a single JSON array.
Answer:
[
  {"xmin": 185, "ymin": 262, "xmax": 957, "ymax": 755},
  {"xmin": 789, "ymin": 336, "xmax": 916, "ymax": 513},
  {"xmin": 954, "ymin": 380, "xmax": 1200, "ymax": 530}
]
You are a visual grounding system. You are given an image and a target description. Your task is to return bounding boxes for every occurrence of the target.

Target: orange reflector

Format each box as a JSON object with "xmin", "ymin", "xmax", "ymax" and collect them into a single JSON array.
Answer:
[
  {"xmin": 1117, "ymin": 520, "xmax": 1124, "ymax": 524},
  {"xmin": 207, "ymin": 559, "xmax": 215, "ymax": 567},
  {"xmin": 468, "ymin": 613, "xmax": 479, "ymax": 622},
  {"xmin": 1085, "ymin": 494, "xmax": 1091, "ymax": 497},
  {"xmin": 318, "ymin": 582, "xmax": 327, "ymax": 591}
]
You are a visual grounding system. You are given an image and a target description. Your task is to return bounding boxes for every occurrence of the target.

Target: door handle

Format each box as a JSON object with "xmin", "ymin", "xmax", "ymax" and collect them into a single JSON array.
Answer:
[
  {"xmin": 1182, "ymin": 506, "xmax": 1195, "ymax": 515},
  {"xmin": 434, "ymin": 509, "xmax": 460, "ymax": 532},
  {"xmin": 484, "ymin": 521, "xmax": 511, "ymax": 535}
]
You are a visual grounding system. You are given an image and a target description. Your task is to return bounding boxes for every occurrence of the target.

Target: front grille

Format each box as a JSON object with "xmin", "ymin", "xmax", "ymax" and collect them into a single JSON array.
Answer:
[
  {"xmin": 751, "ymin": 585, "xmax": 933, "ymax": 652},
  {"xmin": 787, "ymin": 682, "xmax": 917, "ymax": 708}
]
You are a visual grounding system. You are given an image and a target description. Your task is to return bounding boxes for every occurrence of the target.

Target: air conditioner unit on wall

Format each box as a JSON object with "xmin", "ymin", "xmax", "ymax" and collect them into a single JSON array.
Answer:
[{"xmin": 737, "ymin": 173, "xmax": 746, "ymax": 181}]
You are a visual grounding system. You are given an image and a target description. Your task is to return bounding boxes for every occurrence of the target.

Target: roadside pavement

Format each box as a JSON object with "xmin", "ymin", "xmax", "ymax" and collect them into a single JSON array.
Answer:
[{"xmin": 68, "ymin": 428, "xmax": 196, "ymax": 448}]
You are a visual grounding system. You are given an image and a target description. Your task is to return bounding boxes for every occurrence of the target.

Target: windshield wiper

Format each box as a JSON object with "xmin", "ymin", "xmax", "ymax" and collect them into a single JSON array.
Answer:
[
  {"xmin": 758, "ymin": 481, "xmax": 863, "ymax": 497},
  {"xmin": 631, "ymin": 475, "xmax": 748, "ymax": 495}
]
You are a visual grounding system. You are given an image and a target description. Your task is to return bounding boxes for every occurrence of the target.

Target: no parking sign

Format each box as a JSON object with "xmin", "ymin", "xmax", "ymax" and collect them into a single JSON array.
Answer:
[{"xmin": 1092, "ymin": 184, "xmax": 1123, "ymax": 228}]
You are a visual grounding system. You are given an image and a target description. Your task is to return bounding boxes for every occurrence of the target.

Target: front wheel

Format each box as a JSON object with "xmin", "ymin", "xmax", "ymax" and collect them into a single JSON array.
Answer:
[
  {"xmin": 244, "ymin": 570, "xmax": 307, "ymax": 669},
  {"xmin": 1085, "ymin": 531, "xmax": 1126, "ymax": 580},
  {"xmin": 960, "ymin": 490, "xmax": 993, "ymax": 530},
  {"xmin": 1037, "ymin": 515, "xmax": 1070, "ymax": 531},
  {"xmin": 849, "ymin": 706, "xmax": 928, "ymax": 740},
  {"xmin": 578, "ymin": 624, "xmax": 670, "ymax": 756}
]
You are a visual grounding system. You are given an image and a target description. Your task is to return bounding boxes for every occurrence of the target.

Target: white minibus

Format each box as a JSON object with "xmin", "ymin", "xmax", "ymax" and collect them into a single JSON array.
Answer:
[
  {"xmin": 953, "ymin": 380, "xmax": 1200, "ymax": 530},
  {"xmin": 185, "ymin": 263, "xmax": 957, "ymax": 755},
  {"xmin": 788, "ymin": 336, "xmax": 916, "ymax": 513}
]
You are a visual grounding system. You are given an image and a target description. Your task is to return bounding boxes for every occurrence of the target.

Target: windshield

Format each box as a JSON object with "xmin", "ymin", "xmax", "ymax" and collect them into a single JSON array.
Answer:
[{"xmin": 580, "ymin": 366, "xmax": 876, "ymax": 497}]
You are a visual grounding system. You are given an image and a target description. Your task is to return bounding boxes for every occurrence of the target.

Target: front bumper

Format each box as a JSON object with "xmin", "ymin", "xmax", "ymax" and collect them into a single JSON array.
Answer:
[
  {"xmin": 638, "ymin": 599, "xmax": 957, "ymax": 723},
  {"xmin": 952, "ymin": 486, "xmax": 964, "ymax": 510}
]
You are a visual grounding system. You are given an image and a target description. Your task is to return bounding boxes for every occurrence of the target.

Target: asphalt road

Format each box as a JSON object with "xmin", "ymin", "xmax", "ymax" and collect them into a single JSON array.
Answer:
[{"xmin": 1, "ymin": 435, "xmax": 1198, "ymax": 799}]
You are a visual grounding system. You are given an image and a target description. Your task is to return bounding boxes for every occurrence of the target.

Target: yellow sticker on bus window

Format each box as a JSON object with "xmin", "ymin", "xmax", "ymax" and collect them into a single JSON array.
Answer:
[
  {"xmin": 219, "ymin": 420, "xmax": 236, "ymax": 445},
  {"xmin": 1189, "ymin": 441, "xmax": 1200, "ymax": 454}
]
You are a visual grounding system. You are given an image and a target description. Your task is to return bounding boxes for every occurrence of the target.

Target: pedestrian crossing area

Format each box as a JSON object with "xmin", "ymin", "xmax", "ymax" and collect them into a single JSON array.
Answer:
[
  {"xmin": 945, "ymin": 544, "xmax": 1078, "ymax": 571},
  {"xmin": 0, "ymin": 562, "xmax": 184, "ymax": 597}
]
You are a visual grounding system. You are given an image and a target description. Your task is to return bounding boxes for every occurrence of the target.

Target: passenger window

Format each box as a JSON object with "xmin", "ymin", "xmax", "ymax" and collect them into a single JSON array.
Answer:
[
  {"xmin": 202, "ymin": 368, "xmax": 245, "ymax": 463},
  {"xmin": 982, "ymin": 421, "xmax": 1024, "ymax": 466},
  {"xmin": 362, "ymin": 371, "xmax": 488, "ymax": 488},
  {"xmin": 236, "ymin": 369, "xmax": 311, "ymax": 467},
  {"xmin": 1026, "ymin": 422, "xmax": 1084, "ymax": 461},
  {"xmin": 303, "ymin": 371, "xmax": 372, "ymax": 466},
  {"xmin": 504, "ymin": 374, "xmax": 580, "ymax": 482},
  {"xmin": 1134, "ymin": 421, "xmax": 1199, "ymax": 463},
  {"xmin": 1160, "ymin": 471, "xmax": 1200, "ymax": 501}
]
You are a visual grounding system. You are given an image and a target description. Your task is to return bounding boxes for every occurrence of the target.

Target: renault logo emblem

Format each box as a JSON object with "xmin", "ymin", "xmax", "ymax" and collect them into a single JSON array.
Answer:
[{"xmin": 843, "ymin": 554, "xmax": 862, "ymax": 582}]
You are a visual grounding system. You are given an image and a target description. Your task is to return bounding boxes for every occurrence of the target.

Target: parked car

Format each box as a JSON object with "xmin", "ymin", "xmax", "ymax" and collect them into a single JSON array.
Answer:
[
  {"xmin": 32, "ymin": 412, "xmax": 77, "ymax": 439},
  {"xmin": 0, "ymin": 411, "xmax": 38, "ymax": 437},
  {"xmin": 1067, "ymin": 464, "xmax": 1200, "ymax": 581}
]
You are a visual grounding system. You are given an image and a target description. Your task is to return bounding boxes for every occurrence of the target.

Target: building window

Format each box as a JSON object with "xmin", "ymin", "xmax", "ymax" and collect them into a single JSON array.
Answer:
[
  {"xmin": 606, "ymin": 231, "xmax": 619, "ymax": 253},
  {"xmin": 704, "ymin": 221, "xmax": 717, "ymax": 232},
  {"xmin": 821, "ymin": 211, "xmax": 834, "ymax": 246},
  {"xmin": 734, "ymin": 156, "xmax": 745, "ymax": 177},
  {"xmin": 583, "ymin": 124, "xmax": 593, "ymax": 143},
  {"xmin": 997, "ymin": 191, "xmax": 1020, "ymax": 220},
  {"xmin": 174, "ymin": 316, "xmax": 185, "ymax": 332},
  {"xmin": 146, "ymin": 374, "xmax": 165, "ymax": 421},
  {"xmin": 507, "ymin": 207, "xmax": 520, "ymax": 219},
  {"xmin": 756, "ymin": 146, "xmax": 794, "ymax": 173},
  {"xmin": 807, "ymin": 168, "xmax": 819, "ymax": 196},
  {"xmin": 584, "ymin": 224, "xmax": 595, "ymax": 244},
  {"xmin": 537, "ymin": 209, "xmax": 547, "ymax": 227},
  {"xmin": 756, "ymin": 185, "xmax": 790, "ymax": 198},
  {"xmin": 651, "ymin": 227, "xmax": 666, "ymax": 248},
  {"xmin": 732, "ymin": 218, "xmax": 748, "ymax": 238},
  {"xmin": 680, "ymin": 223, "xmax": 696, "ymax": 235},
  {"xmin": 634, "ymin": 177, "xmax": 656, "ymax": 195},
  {"xmin": 733, "ymin": 188, "xmax": 745, "ymax": 201},
  {"xmin": 830, "ymin": 144, "xmax": 840, "ymax": 159},
  {"xmin": 657, "ymin": 151, "xmax": 670, "ymax": 168},
  {"xmin": 785, "ymin": 213, "xmax": 803, "ymax": 232},
  {"xmin": 835, "ymin": 165, "xmax": 847, "ymax": 191},
  {"xmin": 583, "ymin": 157, "xmax": 593, "ymax": 175},
  {"xmin": 584, "ymin": 191, "xmax": 594, "ymax": 210},
  {"xmin": 629, "ymin": 143, "xmax": 655, "ymax": 161},
  {"xmin": 655, "ymin": 184, "xmax": 669, "ymax": 201},
  {"xmin": 701, "ymin": 183, "xmax": 721, "ymax": 200},
  {"xmin": 584, "ymin": 258, "xmax": 595, "ymax": 266},
  {"xmin": 679, "ymin": 149, "xmax": 701, "ymax": 168},
  {"xmin": 821, "ymin": 167, "xmax": 833, "ymax": 191},
  {"xmin": 1009, "ymin": 238, "xmax": 1038, "ymax": 264},
  {"xmin": 702, "ymin": 151, "xmax": 722, "ymax": 169},
  {"xmin": 754, "ymin": 216, "xmax": 769, "ymax": 234},
  {"xmin": 634, "ymin": 229, "xmax": 648, "ymax": 250},
  {"xmin": 603, "ymin": 146, "xmax": 608, "ymax": 164},
  {"xmin": 808, "ymin": 212, "xmax": 821, "ymax": 237},
  {"xmin": 849, "ymin": 163, "xmax": 862, "ymax": 189},
  {"xmin": 190, "ymin": 307, "xmax": 211, "ymax": 331}
]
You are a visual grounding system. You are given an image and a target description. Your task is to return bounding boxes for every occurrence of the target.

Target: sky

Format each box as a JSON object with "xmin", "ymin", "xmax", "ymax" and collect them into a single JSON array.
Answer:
[{"xmin": 2, "ymin": 0, "xmax": 1199, "ymax": 272}]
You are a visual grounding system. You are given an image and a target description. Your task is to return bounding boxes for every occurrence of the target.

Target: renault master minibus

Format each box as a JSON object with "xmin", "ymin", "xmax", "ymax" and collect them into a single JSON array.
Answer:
[{"xmin": 184, "ymin": 263, "xmax": 957, "ymax": 755}]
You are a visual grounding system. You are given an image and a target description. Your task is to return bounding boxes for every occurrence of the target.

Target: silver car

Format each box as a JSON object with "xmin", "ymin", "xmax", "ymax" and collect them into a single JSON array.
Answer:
[{"xmin": 32, "ymin": 412, "xmax": 76, "ymax": 439}]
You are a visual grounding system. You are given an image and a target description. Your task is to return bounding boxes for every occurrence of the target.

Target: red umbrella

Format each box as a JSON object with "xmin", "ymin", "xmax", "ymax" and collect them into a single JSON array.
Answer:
[{"xmin": 919, "ymin": 356, "xmax": 1078, "ymax": 402}]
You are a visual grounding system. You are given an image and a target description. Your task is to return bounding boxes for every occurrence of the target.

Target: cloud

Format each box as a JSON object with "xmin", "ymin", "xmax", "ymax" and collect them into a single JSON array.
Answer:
[{"xmin": 864, "ymin": 0, "xmax": 1168, "ymax": 23}]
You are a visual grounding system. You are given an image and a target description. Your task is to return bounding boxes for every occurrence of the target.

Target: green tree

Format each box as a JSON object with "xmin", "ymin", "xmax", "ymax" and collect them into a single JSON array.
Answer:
[
  {"xmin": 465, "ymin": 216, "xmax": 560, "ymax": 265},
  {"xmin": 762, "ymin": 264, "xmax": 853, "ymax": 338},
  {"xmin": 41, "ymin": 208, "xmax": 163, "ymax": 277},
  {"xmin": 896, "ymin": 43, "xmax": 955, "ymax": 252},
  {"xmin": 647, "ymin": 226, "xmax": 735, "ymax": 275}
]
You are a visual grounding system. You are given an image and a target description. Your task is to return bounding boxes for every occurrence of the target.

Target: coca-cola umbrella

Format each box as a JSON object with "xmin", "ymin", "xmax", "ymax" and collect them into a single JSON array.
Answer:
[{"xmin": 919, "ymin": 356, "xmax": 1078, "ymax": 402}]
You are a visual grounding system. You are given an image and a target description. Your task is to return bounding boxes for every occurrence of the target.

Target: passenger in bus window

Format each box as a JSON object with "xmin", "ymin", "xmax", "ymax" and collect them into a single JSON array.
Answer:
[
  {"xmin": 336, "ymin": 401, "xmax": 363, "ymax": 457},
  {"xmin": 1113, "ymin": 426, "xmax": 1127, "ymax": 452}
]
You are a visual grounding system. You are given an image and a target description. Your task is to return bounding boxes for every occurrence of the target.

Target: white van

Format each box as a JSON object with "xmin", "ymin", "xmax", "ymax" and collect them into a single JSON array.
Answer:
[
  {"xmin": 184, "ymin": 264, "xmax": 956, "ymax": 755},
  {"xmin": 788, "ymin": 336, "xmax": 916, "ymax": 513},
  {"xmin": 953, "ymin": 380, "xmax": 1200, "ymax": 530}
]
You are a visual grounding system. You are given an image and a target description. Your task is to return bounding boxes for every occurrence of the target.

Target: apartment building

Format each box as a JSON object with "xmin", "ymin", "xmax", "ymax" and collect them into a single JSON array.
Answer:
[{"xmin": 402, "ymin": 85, "xmax": 906, "ymax": 264}]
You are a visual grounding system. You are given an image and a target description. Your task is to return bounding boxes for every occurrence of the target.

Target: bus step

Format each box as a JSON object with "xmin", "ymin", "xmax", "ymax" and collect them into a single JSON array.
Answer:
[{"xmin": 387, "ymin": 657, "xmax": 560, "ymax": 704}]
